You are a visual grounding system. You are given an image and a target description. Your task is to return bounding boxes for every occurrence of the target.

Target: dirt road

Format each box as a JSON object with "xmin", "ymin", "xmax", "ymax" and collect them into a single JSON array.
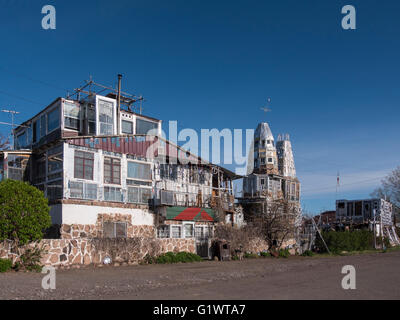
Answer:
[{"xmin": 1, "ymin": 250, "xmax": 399, "ymax": 300}]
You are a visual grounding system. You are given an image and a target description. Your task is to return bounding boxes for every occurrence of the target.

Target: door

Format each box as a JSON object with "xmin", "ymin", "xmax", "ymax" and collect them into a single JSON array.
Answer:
[{"xmin": 195, "ymin": 226, "xmax": 210, "ymax": 258}]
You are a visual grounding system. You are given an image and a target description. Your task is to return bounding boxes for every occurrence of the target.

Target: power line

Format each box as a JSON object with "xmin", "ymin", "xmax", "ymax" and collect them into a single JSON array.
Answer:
[
  {"xmin": 301, "ymin": 176, "xmax": 383, "ymax": 194},
  {"xmin": 0, "ymin": 65, "xmax": 68, "ymax": 92}
]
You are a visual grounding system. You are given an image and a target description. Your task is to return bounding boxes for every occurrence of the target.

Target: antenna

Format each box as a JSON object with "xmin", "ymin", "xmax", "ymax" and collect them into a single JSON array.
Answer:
[
  {"xmin": 260, "ymin": 97, "xmax": 272, "ymax": 115},
  {"xmin": 336, "ymin": 171, "xmax": 340, "ymax": 200},
  {"xmin": 1, "ymin": 109, "xmax": 20, "ymax": 150}
]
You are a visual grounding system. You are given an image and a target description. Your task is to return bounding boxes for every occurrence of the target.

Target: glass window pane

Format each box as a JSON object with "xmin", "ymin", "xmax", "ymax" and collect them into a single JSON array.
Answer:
[
  {"xmin": 121, "ymin": 120, "xmax": 133, "ymax": 134},
  {"xmin": 47, "ymin": 107, "xmax": 60, "ymax": 132},
  {"xmin": 136, "ymin": 118, "xmax": 158, "ymax": 135}
]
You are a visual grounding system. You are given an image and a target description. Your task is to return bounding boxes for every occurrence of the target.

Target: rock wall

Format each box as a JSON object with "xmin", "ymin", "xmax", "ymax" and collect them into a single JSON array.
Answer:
[{"xmin": 0, "ymin": 237, "xmax": 195, "ymax": 268}]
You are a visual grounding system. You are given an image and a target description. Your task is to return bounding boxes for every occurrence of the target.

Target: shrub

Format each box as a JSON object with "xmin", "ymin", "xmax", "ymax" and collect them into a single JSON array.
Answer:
[
  {"xmin": 260, "ymin": 251, "xmax": 271, "ymax": 257},
  {"xmin": 315, "ymin": 230, "xmax": 374, "ymax": 254},
  {"xmin": 0, "ymin": 180, "xmax": 51, "ymax": 245},
  {"xmin": 0, "ymin": 258, "xmax": 12, "ymax": 272},
  {"xmin": 13, "ymin": 246, "xmax": 45, "ymax": 272},
  {"xmin": 278, "ymin": 248, "xmax": 290, "ymax": 258},
  {"xmin": 301, "ymin": 250, "xmax": 315, "ymax": 257},
  {"xmin": 155, "ymin": 252, "xmax": 202, "ymax": 264},
  {"xmin": 244, "ymin": 253, "xmax": 258, "ymax": 259}
]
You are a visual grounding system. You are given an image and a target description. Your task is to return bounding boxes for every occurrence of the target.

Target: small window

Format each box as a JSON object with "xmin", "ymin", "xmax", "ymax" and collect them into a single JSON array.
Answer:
[
  {"xmin": 74, "ymin": 151, "xmax": 94, "ymax": 180},
  {"xmin": 260, "ymin": 178, "xmax": 265, "ymax": 185},
  {"xmin": 260, "ymin": 158, "xmax": 266, "ymax": 164},
  {"xmin": 103, "ymin": 221, "xmax": 127, "ymax": 238},
  {"xmin": 33, "ymin": 120, "xmax": 38, "ymax": 143},
  {"xmin": 40, "ymin": 115, "xmax": 46, "ymax": 137},
  {"xmin": 121, "ymin": 120, "xmax": 133, "ymax": 134},
  {"xmin": 268, "ymin": 157, "xmax": 273, "ymax": 163},
  {"xmin": 184, "ymin": 224, "xmax": 194, "ymax": 238},
  {"xmin": 98, "ymin": 99, "xmax": 114, "ymax": 135},
  {"xmin": 104, "ymin": 186, "xmax": 123, "ymax": 202},
  {"xmin": 127, "ymin": 161, "xmax": 151, "ymax": 180},
  {"xmin": 157, "ymin": 225, "xmax": 170, "ymax": 238},
  {"xmin": 338, "ymin": 202, "xmax": 345, "ymax": 209},
  {"xmin": 104, "ymin": 157, "xmax": 121, "ymax": 184},
  {"xmin": 64, "ymin": 102, "xmax": 80, "ymax": 130},
  {"xmin": 47, "ymin": 107, "xmax": 60, "ymax": 132},
  {"xmin": 136, "ymin": 118, "xmax": 158, "ymax": 135},
  {"xmin": 171, "ymin": 225, "xmax": 182, "ymax": 238}
]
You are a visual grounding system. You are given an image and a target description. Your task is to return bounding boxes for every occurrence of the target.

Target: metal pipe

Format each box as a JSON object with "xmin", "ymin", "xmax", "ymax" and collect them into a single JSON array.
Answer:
[{"xmin": 117, "ymin": 74, "xmax": 122, "ymax": 134}]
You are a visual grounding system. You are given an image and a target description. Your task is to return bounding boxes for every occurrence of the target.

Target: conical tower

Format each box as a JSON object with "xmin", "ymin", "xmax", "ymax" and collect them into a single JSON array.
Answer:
[
  {"xmin": 253, "ymin": 122, "xmax": 279, "ymax": 175},
  {"xmin": 276, "ymin": 133, "xmax": 296, "ymax": 178}
]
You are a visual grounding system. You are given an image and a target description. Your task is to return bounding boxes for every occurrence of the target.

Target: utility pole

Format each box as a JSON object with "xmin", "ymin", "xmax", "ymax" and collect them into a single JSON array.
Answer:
[
  {"xmin": 1, "ymin": 109, "xmax": 20, "ymax": 150},
  {"xmin": 373, "ymin": 208, "xmax": 377, "ymax": 249}
]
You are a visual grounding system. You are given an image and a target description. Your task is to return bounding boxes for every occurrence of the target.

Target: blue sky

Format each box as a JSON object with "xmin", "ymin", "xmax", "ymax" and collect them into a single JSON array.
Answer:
[{"xmin": 0, "ymin": 0, "xmax": 399, "ymax": 213}]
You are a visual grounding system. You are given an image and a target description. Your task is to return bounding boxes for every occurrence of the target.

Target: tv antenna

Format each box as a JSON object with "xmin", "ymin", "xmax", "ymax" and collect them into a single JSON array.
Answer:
[
  {"xmin": 1, "ymin": 109, "xmax": 20, "ymax": 150},
  {"xmin": 260, "ymin": 97, "xmax": 272, "ymax": 115}
]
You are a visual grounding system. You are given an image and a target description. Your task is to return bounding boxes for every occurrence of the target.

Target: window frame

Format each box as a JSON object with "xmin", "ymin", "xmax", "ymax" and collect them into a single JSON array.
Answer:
[
  {"xmin": 103, "ymin": 156, "xmax": 121, "ymax": 185},
  {"xmin": 74, "ymin": 150, "xmax": 94, "ymax": 180},
  {"xmin": 47, "ymin": 106, "xmax": 60, "ymax": 134},
  {"xmin": 63, "ymin": 101, "xmax": 81, "ymax": 131},
  {"xmin": 96, "ymin": 96, "xmax": 116, "ymax": 136}
]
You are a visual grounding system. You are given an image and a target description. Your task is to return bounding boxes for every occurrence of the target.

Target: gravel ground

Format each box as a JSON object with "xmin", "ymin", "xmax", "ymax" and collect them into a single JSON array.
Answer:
[{"xmin": 1, "ymin": 250, "xmax": 399, "ymax": 300}]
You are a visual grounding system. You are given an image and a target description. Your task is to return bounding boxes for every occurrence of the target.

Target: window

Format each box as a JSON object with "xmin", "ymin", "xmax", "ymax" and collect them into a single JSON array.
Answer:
[
  {"xmin": 69, "ymin": 181, "xmax": 97, "ymax": 200},
  {"xmin": 260, "ymin": 178, "xmax": 265, "ymax": 185},
  {"xmin": 48, "ymin": 145, "xmax": 63, "ymax": 174},
  {"xmin": 74, "ymin": 151, "xmax": 94, "ymax": 180},
  {"xmin": 136, "ymin": 118, "xmax": 158, "ymax": 135},
  {"xmin": 87, "ymin": 104, "xmax": 96, "ymax": 134},
  {"xmin": 103, "ymin": 221, "xmax": 127, "ymax": 238},
  {"xmin": 64, "ymin": 102, "xmax": 80, "ymax": 130},
  {"xmin": 184, "ymin": 224, "xmax": 194, "ymax": 238},
  {"xmin": 268, "ymin": 157, "xmax": 273, "ymax": 163},
  {"xmin": 127, "ymin": 161, "xmax": 151, "ymax": 181},
  {"xmin": 47, "ymin": 107, "xmax": 60, "ymax": 132},
  {"xmin": 338, "ymin": 202, "xmax": 345, "ymax": 209},
  {"xmin": 98, "ymin": 99, "xmax": 114, "ymax": 135},
  {"xmin": 171, "ymin": 225, "xmax": 182, "ymax": 238},
  {"xmin": 127, "ymin": 186, "xmax": 151, "ymax": 204},
  {"xmin": 157, "ymin": 225, "xmax": 170, "ymax": 238},
  {"xmin": 121, "ymin": 120, "xmax": 133, "ymax": 134},
  {"xmin": 104, "ymin": 186, "xmax": 123, "ymax": 202},
  {"xmin": 104, "ymin": 157, "xmax": 121, "ymax": 184},
  {"xmin": 47, "ymin": 180, "xmax": 63, "ymax": 200},
  {"xmin": 40, "ymin": 115, "xmax": 46, "ymax": 138},
  {"xmin": 16, "ymin": 131, "xmax": 27, "ymax": 149},
  {"xmin": 33, "ymin": 120, "xmax": 38, "ymax": 143},
  {"xmin": 260, "ymin": 157, "xmax": 265, "ymax": 164}
]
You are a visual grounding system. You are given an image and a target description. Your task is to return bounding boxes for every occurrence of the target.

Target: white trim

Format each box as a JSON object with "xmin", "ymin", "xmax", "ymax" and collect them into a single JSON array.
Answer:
[{"xmin": 95, "ymin": 95, "xmax": 117, "ymax": 135}]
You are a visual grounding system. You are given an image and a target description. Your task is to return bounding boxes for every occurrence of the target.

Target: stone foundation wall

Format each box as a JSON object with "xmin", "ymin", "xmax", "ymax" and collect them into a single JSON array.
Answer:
[{"xmin": 0, "ymin": 237, "xmax": 195, "ymax": 268}]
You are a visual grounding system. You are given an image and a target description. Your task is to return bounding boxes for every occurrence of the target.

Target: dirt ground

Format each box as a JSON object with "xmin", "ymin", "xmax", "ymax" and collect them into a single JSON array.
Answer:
[{"xmin": 0, "ymin": 250, "xmax": 399, "ymax": 300}]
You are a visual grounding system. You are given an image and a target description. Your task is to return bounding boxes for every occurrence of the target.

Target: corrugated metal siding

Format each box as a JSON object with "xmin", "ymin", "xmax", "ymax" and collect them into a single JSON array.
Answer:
[{"xmin": 66, "ymin": 136, "xmax": 159, "ymax": 158}]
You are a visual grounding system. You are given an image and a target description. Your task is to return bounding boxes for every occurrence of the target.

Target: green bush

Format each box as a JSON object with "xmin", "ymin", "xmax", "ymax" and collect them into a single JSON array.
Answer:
[
  {"xmin": 0, "ymin": 180, "xmax": 51, "ymax": 245},
  {"xmin": 13, "ymin": 247, "xmax": 44, "ymax": 272},
  {"xmin": 301, "ymin": 250, "xmax": 315, "ymax": 257},
  {"xmin": 244, "ymin": 253, "xmax": 258, "ymax": 259},
  {"xmin": 315, "ymin": 230, "xmax": 374, "ymax": 254},
  {"xmin": 260, "ymin": 251, "xmax": 271, "ymax": 257},
  {"xmin": 278, "ymin": 248, "xmax": 290, "ymax": 258},
  {"xmin": 0, "ymin": 258, "xmax": 12, "ymax": 272},
  {"xmin": 155, "ymin": 252, "xmax": 202, "ymax": 264}
]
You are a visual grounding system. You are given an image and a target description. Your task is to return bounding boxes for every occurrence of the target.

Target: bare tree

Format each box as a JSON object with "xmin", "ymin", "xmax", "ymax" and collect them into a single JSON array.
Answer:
[
  {"xmin": 252, "ymin": 199, "xmax": 299, "ymax": 252},
  {"xmin": 371, "ymin": 166, "xmax": 400, "ymax": 207}
]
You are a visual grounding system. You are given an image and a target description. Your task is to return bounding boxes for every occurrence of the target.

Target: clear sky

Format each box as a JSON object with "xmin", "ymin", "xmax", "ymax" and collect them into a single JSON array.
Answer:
[{"xmin": 0, "ymin": 0, "xmax": 399, "ymax": 214}]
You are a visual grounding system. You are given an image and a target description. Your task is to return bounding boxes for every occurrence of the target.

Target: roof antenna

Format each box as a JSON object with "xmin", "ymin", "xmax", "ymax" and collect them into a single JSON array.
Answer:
[{"xmin": 260, "ymin": 97, "xmax": 272, "ymax": 116}]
